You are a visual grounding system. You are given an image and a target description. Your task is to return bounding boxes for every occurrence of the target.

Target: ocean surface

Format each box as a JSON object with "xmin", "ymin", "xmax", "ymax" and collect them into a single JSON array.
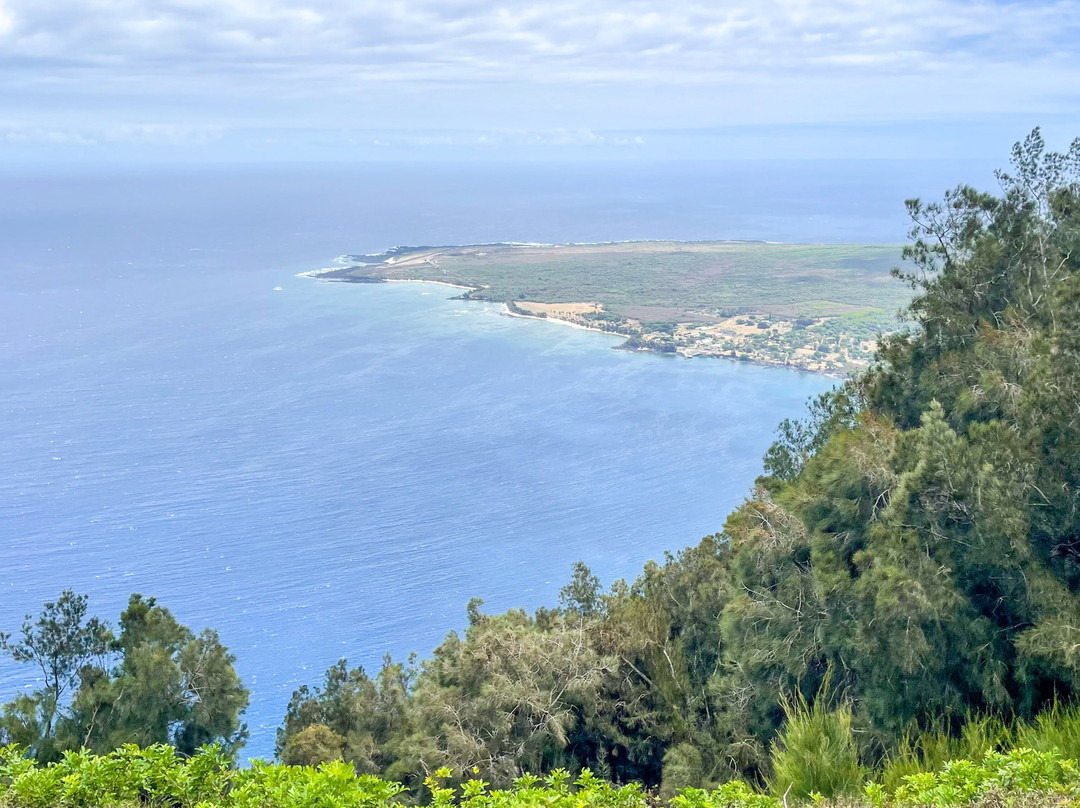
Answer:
[{"xmin": 0, "ymin": 159, "xmax": 994, "ymax": 759}]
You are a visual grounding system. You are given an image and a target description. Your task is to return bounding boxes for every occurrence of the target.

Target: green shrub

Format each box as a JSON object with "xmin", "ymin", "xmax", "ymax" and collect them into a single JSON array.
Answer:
[
  {"xmin": 229, "ymin": 759, "xmax": 402, "ymax": 808},
  {"xmin": 769, "ymin": 685, "xmax": 864, "ymax": 801},
  {"xmin": 425, "ymin": 767, "xmax": 648, "ymax": 808},
  {"xmin": 670, "ymin": 781, "xmax": 780, "ymax": 808},
  {"xmin": 0, "ymin": 744, "xmax": 402, "ymax": 808},
  {"xmin": 5, "ymin": 741, "xmax": 1080, "ymax": 808},
  {"xmin": 891, "ymin": 748, "xmax": 1080, "ymax": 806}
]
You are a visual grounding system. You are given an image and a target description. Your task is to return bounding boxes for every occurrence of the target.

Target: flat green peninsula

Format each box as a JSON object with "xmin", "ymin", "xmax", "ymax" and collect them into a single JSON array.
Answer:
[{"xmin": 315, "ymin": 240, "xmax": 908, "ymax": 375}]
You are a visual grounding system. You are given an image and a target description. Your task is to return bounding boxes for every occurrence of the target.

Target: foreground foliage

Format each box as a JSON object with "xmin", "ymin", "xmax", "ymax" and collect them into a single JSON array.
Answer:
[
  {"xmin": 0, "ymin": 744, "xmax": 402, "ymax": 808},
  {"xmin": 3, "ymin": 744, "xmax": 1080, "ymax": 808}
]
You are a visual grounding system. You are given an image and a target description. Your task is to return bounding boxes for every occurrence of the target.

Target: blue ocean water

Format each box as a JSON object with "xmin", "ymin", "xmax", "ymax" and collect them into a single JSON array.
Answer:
[{"xmin": 0, "ymin": 160, "xmax": 991, "ymax": 759}]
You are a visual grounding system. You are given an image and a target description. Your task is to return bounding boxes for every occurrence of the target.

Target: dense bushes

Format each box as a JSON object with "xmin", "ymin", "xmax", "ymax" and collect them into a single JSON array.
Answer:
[
  {"xmin": 0, "ymin": 744, "xmax": 402, "ymax": 808},
  {"xmin": 888, "ymin": 748, "xmax": 1080, "ymax": 807},
  {"xmin": 2, "ymin": 744, "xmax": 1080, "ymax": 808}
]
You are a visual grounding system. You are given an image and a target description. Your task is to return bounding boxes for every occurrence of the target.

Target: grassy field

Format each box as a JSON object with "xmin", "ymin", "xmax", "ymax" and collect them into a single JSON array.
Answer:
[{"xmin": 317, "ymin": 241, "xmax": 910, "ymax": 375}]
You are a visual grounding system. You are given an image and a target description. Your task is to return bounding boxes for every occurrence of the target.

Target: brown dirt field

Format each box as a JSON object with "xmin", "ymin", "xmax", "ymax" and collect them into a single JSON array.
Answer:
[{"xmin": 515, "ymin": 301, "xmax": 602, "ymax": 316}]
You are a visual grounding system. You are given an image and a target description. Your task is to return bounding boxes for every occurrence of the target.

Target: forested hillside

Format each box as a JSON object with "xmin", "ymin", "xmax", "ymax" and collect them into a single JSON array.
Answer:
[{"xmin": 277, "ymin": 129, "xmax": 1080, "ymax": 795}]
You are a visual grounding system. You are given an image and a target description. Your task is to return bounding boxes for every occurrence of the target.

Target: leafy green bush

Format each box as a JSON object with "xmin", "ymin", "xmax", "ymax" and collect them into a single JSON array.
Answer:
[
  {"xmin": 5, "ymin": 742, "xmax": 1080, "ymax": 808},
  {"xmin": 230, "ymin": 760, "xmax": 403, "ymax": 808},
  {"xmin": 0, "ymin": 744, "xmax": 403, "ymax": 808},
  {"xmin": 670, "ymin": 780, "xmax": 780, "ymax": 808},
  {"xmin": 425, "ymin": 768, "xmax": 647, "ymax": 808},
  {"xmin": 888, "ymin": 748, "xmax": 1080, "ymax": 806}
]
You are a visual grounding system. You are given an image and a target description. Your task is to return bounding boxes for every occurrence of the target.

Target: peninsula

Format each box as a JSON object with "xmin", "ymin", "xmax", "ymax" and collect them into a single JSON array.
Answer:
[{"xmin": 313, "ymin": 240, "xmax": 908, "ymax": 375}]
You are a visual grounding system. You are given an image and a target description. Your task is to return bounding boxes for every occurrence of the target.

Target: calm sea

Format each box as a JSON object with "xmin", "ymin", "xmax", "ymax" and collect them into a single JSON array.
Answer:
[{"xmin": 0, "ymin": 159, "xmax": 992, "ymax": 759}]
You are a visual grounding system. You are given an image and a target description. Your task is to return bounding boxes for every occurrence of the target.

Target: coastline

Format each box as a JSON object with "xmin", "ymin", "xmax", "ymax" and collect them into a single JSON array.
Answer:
[
  {"xmin": 383, "ymin": 278, "xmax": 476, "ymax": 291},
  {"xmin": 498, "ymin": 304, "xmax": 843, "ymax": 378},
  {"xmin": 500, "ymin": 304, "xmax": 624, "ymax": 338},
  {"xmin": 305, "ymin": 241, "xmax": 891, "ymax": 380},
  {"xmin": 502, "ymin": 303, "xmax": 842, "ymax": 377},
  {"xmin": 309, "ymin": 269, "xmax": 847, "ymax": 379}
]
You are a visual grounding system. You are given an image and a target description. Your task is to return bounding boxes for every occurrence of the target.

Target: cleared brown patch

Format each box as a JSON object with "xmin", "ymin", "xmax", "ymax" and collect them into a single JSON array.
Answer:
[{"xmin": 516, "ymin": 301, "xmax": 602, "ymax": 316}]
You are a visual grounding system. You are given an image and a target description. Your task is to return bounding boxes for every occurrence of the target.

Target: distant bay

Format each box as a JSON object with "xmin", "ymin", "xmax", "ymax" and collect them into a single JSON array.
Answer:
[{"xmin": 0, "ymin": 160, "xmax": 992, "ymax": 758}]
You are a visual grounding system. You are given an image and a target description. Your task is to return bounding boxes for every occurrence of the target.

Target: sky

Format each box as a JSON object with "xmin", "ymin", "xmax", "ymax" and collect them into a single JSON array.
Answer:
[{"xmin": 1, "ymin": 0, "xmax": 1079, "ymax": 163}]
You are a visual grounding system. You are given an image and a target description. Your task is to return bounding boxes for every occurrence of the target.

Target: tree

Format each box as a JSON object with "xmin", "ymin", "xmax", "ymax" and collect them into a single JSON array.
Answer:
[
  {"xmin": 174, "ymin": 628, "xmax": 249, "ymax": 755},
  {"xmin": 0, "ymin": 590, "xmax": 110, "ymax": 754},
  {"xmin": 280, "ymin": 723, "xmax": 348, "ymax": 767},
  {"xmin": 277, "ymin": 656, "xmax": 412, "ymax": 779},
  {"xmin": 761, "ymin": 386, "xmax": 859, "ymax": 485},
  {"xmin": 404, "ymin": 604, "xmax": 613, "ymax": 785},
  {"xmin": 559, "ymin": 562, "xmax": 602, "ymax": 618},
  {"xmin": 1, "ymin": 592, "xmax": 248, "ymax": 760}
]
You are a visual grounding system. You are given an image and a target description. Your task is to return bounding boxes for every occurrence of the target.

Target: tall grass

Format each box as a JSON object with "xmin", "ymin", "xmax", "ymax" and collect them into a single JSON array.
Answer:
[
  {"xmin": 879, "ymin": 715, "xmax": 1013, "ymax": 792},
  {"xmin": 769, "ymin": 679, "xmax": 864, "ymax": 801},
  {"xmin": 878, "ymin": 701, "xmax": 1080, "ymax": 792},
  {"xmin": 1015, "ymin": 700, "xmax": 1080, "ymax": 760}
]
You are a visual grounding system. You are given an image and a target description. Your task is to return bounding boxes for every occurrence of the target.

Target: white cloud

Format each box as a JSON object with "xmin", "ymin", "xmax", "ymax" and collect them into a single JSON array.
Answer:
[
  {"xmin": 0, "ymin": 122, "xmax": 225, "ymax": 145},
  {"xmin": 0, "ymin": 0, "xmax": 1078, "ymax": 157},
  {"xmin": 0, "ymin": 0, "xmax": 1076, "ymax": 81}
]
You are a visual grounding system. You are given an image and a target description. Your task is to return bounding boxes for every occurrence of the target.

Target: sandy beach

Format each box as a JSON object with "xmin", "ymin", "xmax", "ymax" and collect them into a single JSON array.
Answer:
[
  {"xmin": 382, "ymin": 278, "xmax": 476, "ymax": 291},
  {"xmin": 501, "ymin": 304, "xmax": 624, "ymax": 338}
]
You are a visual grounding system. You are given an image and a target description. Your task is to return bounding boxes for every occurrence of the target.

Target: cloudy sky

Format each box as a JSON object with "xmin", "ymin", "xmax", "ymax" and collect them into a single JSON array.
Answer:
[{"xmin": 2, "ymin": 0, "xmax": 1079, "ymax": 162}]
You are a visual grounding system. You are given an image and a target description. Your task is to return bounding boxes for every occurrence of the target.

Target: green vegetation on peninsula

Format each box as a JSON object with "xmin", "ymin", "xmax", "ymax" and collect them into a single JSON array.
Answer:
[
  {"xmin": 315, "ymin": 241, "xmax": 907, "ymax": 375},
  {"xmin": 6, "ymin": 130, "xmax": 1080, "ymax": 808}
]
